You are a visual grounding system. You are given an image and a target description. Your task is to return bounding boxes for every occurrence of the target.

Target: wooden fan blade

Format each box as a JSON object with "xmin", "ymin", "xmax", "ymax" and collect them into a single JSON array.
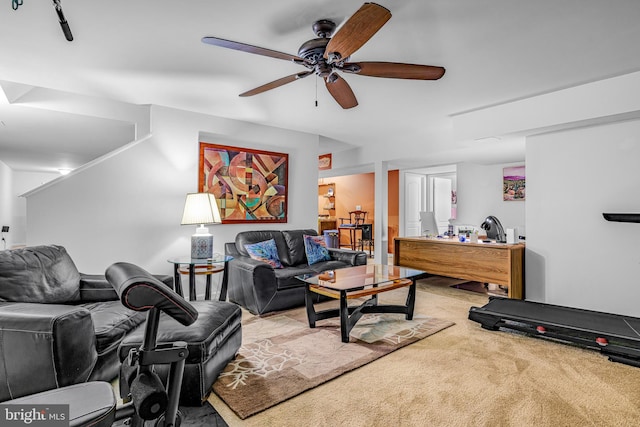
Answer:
[
  {"xmin": 324, "ymin": 3, "xmax": 391, "ymax": 62},
  {"xmin": 202, "ymin": 36, "xmax": 304, "ymax": 62},
  {"xmin": 343, "ymin": 62, "xmax": 446, "ymax": 80},
  {"xmin": 240, "ymin": 71, "xmax": 312, "ymax": 97},
  {"xmin": 324, "ymin": 75, "xmax": 358, "ymax": 109}
]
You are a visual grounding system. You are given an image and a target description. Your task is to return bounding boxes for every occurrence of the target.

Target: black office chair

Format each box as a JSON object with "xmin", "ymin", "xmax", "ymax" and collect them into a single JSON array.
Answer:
[{"xmin": 2, "ymin": 262, "xmax": 198, "ymax": 427}]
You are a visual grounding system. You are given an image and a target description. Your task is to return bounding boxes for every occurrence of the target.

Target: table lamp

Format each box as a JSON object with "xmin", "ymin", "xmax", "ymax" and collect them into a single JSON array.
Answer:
[{"xmin": 181, "ymin": 193, "xmax": 222, "ymax": 259}]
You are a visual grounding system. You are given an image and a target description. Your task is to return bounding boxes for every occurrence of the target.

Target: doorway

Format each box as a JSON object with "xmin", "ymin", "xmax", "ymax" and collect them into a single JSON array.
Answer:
[
  {"xmin": 429, "ymin": 173, "xmax": 456, "ymax": 233},
  {"xmin": 401, "ymin": 166, "xmax": 456, "ymax": 237}
]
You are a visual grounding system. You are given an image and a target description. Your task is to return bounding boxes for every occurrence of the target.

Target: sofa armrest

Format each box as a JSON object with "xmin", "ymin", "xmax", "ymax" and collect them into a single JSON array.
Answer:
[
  {"xmin": 79, "ymin": 274, "xmax": 119, "ymax": 301},
  {"xmin": 226, "ymin": 256, "xmax": 278, "ymax": 315},
  {"xmin": 328, "ymin": 248, "xmax": 368, "ymax": 266},
  {"xmin": 0, "ymin": 302, "xmax": 97, "ymax": 401},
  {"xmin": 79, "ymin": 273, "xmax": 174, "ymax": 301},
  {"xmin": 225, "ymin": 242, "xmax": 241, "ymax": 258}
]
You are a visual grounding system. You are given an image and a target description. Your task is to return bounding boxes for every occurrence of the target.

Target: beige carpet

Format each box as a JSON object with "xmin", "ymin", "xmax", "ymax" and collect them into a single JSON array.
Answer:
[
  {"xmin": 208, "ymin": 277, "xmax": 640, "ymax": 426},
  {"xmin": 212, "ymin": 301, "xmax": 454, "ymax": 419}
]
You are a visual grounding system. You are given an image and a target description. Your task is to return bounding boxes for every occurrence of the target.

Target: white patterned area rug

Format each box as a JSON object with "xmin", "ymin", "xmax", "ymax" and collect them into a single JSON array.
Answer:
[{"xmin": 212, "ymin": 306, "xmax": 454, "ymax": 419}]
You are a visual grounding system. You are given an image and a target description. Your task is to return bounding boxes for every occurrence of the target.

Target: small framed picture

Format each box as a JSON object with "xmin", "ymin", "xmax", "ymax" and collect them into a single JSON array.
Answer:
[{"xmin": 503, "ymin": 166, "xmax": 525, "ymax": 201}]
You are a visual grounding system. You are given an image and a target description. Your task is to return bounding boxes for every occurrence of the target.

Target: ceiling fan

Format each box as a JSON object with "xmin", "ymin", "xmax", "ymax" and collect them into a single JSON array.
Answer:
[{"xmin": 202, "ymin": 2, "xmax": 445, "ymax": 109}]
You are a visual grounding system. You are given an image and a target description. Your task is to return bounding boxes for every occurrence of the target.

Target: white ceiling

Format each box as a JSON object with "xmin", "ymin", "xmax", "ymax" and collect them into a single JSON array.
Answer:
[{"xmin": 1, "ymin": 0, "xmax": 640, "ymax": 173}]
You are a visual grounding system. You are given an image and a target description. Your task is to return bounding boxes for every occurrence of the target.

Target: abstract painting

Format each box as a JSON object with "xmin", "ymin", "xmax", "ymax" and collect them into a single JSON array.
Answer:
[
  {"xmin": 503, "ymin": 165, "xmax": 525, "ymax": 201},
  {"xmin": 199, "ymin": 143, "xmax": 288, "ymax": 223}
]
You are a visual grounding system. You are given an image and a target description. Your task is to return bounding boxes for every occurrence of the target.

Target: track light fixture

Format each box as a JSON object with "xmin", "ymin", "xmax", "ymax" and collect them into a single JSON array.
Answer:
[
  {"xmin": 52, "ymin": 0, "xmax": 73, "ymax": 41},
  {"xmin": 11, "ymin": 0, "xmax": 73, "ymax": 42}
]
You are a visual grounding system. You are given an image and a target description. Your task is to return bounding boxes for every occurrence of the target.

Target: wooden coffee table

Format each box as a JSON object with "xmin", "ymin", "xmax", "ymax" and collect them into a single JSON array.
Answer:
[{"xmin": 296, "ymin": 265, "xmax": 428, "ymax": 342}]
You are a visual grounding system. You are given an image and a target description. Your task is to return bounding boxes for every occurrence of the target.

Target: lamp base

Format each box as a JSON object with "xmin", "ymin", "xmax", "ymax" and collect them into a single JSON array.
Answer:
[{"xmin": 191, "ymin": 226, "xmax": 213, "ymax": 259}]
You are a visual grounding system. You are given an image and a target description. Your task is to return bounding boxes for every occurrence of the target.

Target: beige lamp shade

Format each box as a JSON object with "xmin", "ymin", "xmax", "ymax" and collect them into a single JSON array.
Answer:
[
  {"xmin": 181, "ymin": 193, "xmax": 221, "ymax": 259},
  {"xmin": 181, "ymin": 193, "xmax": 222, "ymax": 226}
]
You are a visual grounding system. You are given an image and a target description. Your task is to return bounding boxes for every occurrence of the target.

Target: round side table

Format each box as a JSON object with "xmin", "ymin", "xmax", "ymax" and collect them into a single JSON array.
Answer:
[{"xmin": 167, "ymin": 255, "xmax": 232, "ymax": 301}]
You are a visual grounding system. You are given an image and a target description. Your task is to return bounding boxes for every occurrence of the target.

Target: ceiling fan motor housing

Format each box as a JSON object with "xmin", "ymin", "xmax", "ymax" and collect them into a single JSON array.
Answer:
[
  {"xmin": 297, "ymin": 38, "xmax": 329, "ymax": 64},
  {"xmin": 312, "ymin": 20, "xmax": 336, "ymax": 38},
  {"xmin": 297, "ymin": 19, "xmax": 338, "ymax": 72}
]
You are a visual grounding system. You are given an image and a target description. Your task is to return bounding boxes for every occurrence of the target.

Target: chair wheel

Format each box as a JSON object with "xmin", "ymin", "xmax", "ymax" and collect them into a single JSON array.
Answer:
[{"xmin": 154, "ymin": 410, "xmax": 182, "ymax": 427}]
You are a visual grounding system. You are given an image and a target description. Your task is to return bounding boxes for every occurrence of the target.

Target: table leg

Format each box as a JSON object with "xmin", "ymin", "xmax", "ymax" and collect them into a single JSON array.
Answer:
[
  {"xmin": 173, "ymin": 264, "xmax": 183, "ymax": 297},
  {"xmin": 406, "ymin": 280, "xmax": 416, "ymax": 320},
  {"xmin": 219, "ymin": 262, "xmax": 229, "ymax": 301},
  {"xmin": 204, "ymin": 274, "xmax": 212, "ymax": 300},
  {"xmin": 188, "ymin": 264, "xmax": 196, "ymax": 301},
  {"xmin": 305, "ymin": 285, "xmax": 317, "ymax": 328},
  {"xmin": 340, "ymin": 291, "xmax": 349, "ymax": 342}
]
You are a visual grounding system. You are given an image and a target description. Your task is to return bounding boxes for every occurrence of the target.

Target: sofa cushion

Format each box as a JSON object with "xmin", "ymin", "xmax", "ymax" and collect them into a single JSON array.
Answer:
[
  {"xmin": 0, "ymin": 245, "xmax": 81, "ymax": 303},
  {"xmin": 79, "ymin": 301, "xmax": 146, "ymax": 357},
  {"xmin": 244, "ymin": 239, "xmax": 283, "ymax": 268},
  {"xmin": 235, "ymin": 230, "xmax": 291, "ymax": 266},
  {"xmin": 303, "ymin": 235, "xmax": 331, "ymax": 265},
  {"xmin": 282, "ymin": 229, "xmax": 317, "ymax": 266}
]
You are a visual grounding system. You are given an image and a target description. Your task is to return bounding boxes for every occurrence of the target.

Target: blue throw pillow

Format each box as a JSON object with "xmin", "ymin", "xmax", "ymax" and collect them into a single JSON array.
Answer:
[
  {"xmin": 244, "ymin": 239, "xmax": 283, "ymax": 268},
  {"xmin": 303, "ymin": 235, "xmax": 331, "ymax": 265}
]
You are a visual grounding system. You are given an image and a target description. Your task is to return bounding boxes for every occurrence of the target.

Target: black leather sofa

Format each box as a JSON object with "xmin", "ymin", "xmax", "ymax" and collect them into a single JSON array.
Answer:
[
  {"xmin": 225, "ymin": 229, "xmax": 367, "ymax": 315},
  {"xmin": 0, "ymin": 245, "xmax": 172, "ymax": 401}
]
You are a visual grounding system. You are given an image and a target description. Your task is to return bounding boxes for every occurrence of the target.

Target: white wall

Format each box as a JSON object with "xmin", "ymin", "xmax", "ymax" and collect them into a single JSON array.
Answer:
[
  {"xmin": 526, "ymin": 119, "xmax": 640, "ymax": 316},
  {"xmin": 25, "ymin": 105, "xmax": 319, "ymax": 275},
  {"xmin": 11, "ymin": 171, "xmax": 59, "ymax": 247},
  {"xmin": 0, "ymin": 160, "xmax": 11, "ymax": 249},
  {"xmin": 455, "ymin": 162, "xmax": 526, "ymax": 234},
  {"xmin": 0, "ymin": 160, "xmax": 60, "ymax": 249}
]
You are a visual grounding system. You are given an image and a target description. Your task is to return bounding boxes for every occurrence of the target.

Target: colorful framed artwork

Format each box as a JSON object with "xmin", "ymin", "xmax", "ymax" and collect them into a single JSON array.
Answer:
[
  {"xmin": 503, "ymin": 165, "xmax": 525, "ymax": 201},
  {"xmin": 198, "ymin": 143, "xmax": 288, "ymax": 223}
]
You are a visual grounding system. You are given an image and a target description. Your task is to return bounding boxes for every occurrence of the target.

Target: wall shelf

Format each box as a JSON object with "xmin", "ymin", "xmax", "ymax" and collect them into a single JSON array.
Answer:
[{"xmin": 602, "ymin": 213, "xmax": 640, "ymax": 223}]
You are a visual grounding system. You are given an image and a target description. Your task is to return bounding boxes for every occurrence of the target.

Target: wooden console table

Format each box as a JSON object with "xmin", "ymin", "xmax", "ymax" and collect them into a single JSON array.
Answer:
[{"xmin": 393, "ymin": 237, "xmax": 524, "ymax": 299}]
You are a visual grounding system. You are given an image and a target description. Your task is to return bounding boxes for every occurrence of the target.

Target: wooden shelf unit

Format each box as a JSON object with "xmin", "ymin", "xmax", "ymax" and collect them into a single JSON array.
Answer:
[{"xmin": 318, "ymin": 183, "xmax": 336, "ymax": 234}]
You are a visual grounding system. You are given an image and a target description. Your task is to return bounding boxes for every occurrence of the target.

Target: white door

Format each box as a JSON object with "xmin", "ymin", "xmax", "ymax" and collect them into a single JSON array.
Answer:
[
  {"xmin": 432, "ymin": 176, "xmax": 452, "ymax": 234},
  {"xmin": 404, "ymin": 173, "xmax": 424, "ymax": 237}
]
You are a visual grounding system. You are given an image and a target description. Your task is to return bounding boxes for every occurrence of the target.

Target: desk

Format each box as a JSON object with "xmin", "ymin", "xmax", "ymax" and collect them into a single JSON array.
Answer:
[
  {"xmin": 167, "ymin": 255, "xmax": 231, "ymax": 301},
  {"xmin": 393, "ymin": 237, "xmax": 524, "ymax": 299}
]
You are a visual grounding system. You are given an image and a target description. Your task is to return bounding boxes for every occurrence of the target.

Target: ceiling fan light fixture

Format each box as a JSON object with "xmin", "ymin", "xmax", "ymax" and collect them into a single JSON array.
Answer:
[{"xmin": 316, "ymin": 62, "xmax": 333, "ymax": 78}]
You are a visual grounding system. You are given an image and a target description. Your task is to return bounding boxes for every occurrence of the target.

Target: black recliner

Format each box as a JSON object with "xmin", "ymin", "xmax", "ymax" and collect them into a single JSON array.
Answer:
[
  {"xmin": 0, "ymin": 245, "xmax": 174, "ymax": 402},
  {"xmin": 1, "ymin": 262, "xmax": 201, "ymax": 427}
]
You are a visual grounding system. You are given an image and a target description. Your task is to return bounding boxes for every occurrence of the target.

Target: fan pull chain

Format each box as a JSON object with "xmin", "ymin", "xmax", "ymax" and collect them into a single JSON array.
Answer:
[{"xmin": 315, "ymin": 76, "xmax": 318, "ymax": 107}]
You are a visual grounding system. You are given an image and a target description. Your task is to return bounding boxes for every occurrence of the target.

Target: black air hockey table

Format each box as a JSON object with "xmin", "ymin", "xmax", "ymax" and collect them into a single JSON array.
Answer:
[{"xmin": 469, "ymin": 297, "xmax": 640, "ymax": 367}]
